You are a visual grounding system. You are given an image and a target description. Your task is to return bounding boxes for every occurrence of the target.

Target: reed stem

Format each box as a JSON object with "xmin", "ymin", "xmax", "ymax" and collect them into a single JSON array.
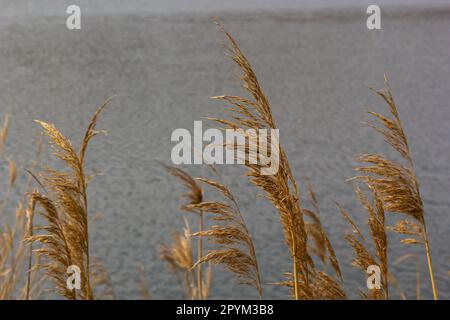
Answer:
[
  {"xmin": 290, "ymin": 229, "xmax": 299, "ymax": 300},
  {"xmin": 197, "ymin": 211, "xmax": 204, "ymax": 300},
  {"xmin": 422, "ymin": 224, "xmax": 438, "ymax": 300}
]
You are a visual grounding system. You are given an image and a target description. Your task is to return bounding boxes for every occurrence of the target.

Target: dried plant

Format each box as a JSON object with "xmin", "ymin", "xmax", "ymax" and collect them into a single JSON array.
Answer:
[
  {"xmin": 353, "ymin": 75, "xmax": 438, "ymax": 299},
  {"xmin": 0, "ymin": 114, "xmax": 42, "ymax": 300},
  {"xmin": 337, "ymin": 197, "xmax": 387, "ymax": 300},
  {"xmin": 0, "ymin": 202, "xmax": 28, "ymax": 299},
  {"xmin": 304, "ymin": 181, "xmax": 342, "ymax": 279},
  {"xmin": 160, "ymin": 218, "xmax": 211, "ymax": 299},
  {"xmin": 284, "ymin": 181, "xmax": 347, "ymax": 300},
  {"xmin": 208, "ymin": 24, "xmax": 312, "ymax": 299},
  {"xmin": 0, "ymin": 114, "xmax": 8, "ymax": 155},
  {"xmin": 186, "ymin": 177, "xmax": 263, "ymax": 299},
  {"xmin": 277, "ymin": 269, "xmax": 346, "ymax": 300},
  {"xmin": 163, "ymin": 165, "xmax": 206, "ymax": 299},
  {"xmin": 27, "ymin": 99, "xmax": 111, "ymax": 299}
]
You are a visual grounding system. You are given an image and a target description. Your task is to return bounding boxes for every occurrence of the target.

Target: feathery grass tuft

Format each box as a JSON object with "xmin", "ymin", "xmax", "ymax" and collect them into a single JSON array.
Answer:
[
  {"xmin": 188, "ymin": 177, "xmax": 263, "ymax": 299},
  {"xmin": 209, "ymin": 23, "xmax": 312, "ymax": 299},
  {"xmin": 353, "ymin": 75, "xmax": 438, "ymax": 299},
  {"xmin": 160, "ymin": 218, "xmax": 211, "ymax": 299},
  {"xmin": 28, "ymin": 99, "xmax": 112, "ymax": 299},
  {"xmin": 337, "ymin": 195, "xmax": 387, "ymax": 300},
  {"xmin": 163, "ymin": 165, "xmax": 206, "ymax": 299}
]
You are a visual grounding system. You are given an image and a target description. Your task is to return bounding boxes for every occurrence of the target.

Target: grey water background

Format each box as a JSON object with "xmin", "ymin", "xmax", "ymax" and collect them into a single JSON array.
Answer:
[{"xmin": 0, "ymin": 1, "xmax": 449, "ymax": 299}]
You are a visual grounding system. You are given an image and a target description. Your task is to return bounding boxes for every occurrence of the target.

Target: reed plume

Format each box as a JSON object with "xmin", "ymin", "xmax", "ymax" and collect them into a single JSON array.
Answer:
[
  {"xmin": 353, "ymin": 75, "xmax": 438, "ymax": 299},
  {"xmin": 163, "ymin": 165, "xmax": 206, "ymax": 299},
  {"xmin": 276, "ymin": 181, "xmax": 347, "ymax": 300},
  {"xmin": 27, "ymin": 99, "xmax": 111, "ymax": 299},
  {"xmin": 304, "ymin": 181, "xmax": 342, "ymax": 279},
  {"xmin": 0, "ymin": 202, "xmax": 28, "ymax": 299},
  {"xmin": 208, "ymin": 24, "xmax": 312, "ymax": 299},
  {"xmin": 209, "ymin": 25, "xmax": 347, "ymax": 299},
  {"xmin": 0, "ymin": 114, "xmax": 41, "ymax": 300},
  {"xmin": 187, "ymin": 176, "xmax": 263, "ymax": 299},
  {"xmin": 337, "ymin": 193, "xmax": 388, "ymax": 300},
  {"xmin": 160, "ymin": 218, "xmax": 211, "ymax": 299}
]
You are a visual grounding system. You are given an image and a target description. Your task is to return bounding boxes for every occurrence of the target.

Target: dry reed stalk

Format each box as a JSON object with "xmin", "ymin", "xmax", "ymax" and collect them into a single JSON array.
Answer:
[
  {"xmin": 209, "ymin": 25, "xmax": 347, "ymax": 299},
  {"xmin": 208, "ymin": 24, "xmax": 312, "ymax": 299},
  {"xmin": 0, "ymin": 114, "xmax": 8, "ymax": 155},
  {"xmin": 23, "ymin": 134, "xmax": 44, "ymax": 300},
  {"xmin": 0, "ymin": 203, "xmax": 27, "ymax": 299},
  {"xmin": 353, "ymin": 75, "xmax": 438, "ymax": 299},
  {"xmin": 337, "ymin": 195, "xmax": 388, "ymax": 300},
  {"xmin": 160, "ymin": 218, "xmax": 211, "ymax": 299},
  {"xmin": 163, "ymin": 165, "xmax": 206, "ymax": 299},
  {"xmin": 282, "ymin": 181, "xmax": 347, "ymax": 299},
  {"xmin": 304, "ymin": 181, "xmax": 342, "ymax": 279},
  {"xmin": 187, "ymin": 176, "xmax": 263, "ymax": 299},
  {"xmin": 0, "ymin": 114, "xmax": 39, "ymax": 299},
  {"xmin": 25, "ymin": 194, "xmax": 35, "ymax": 300},
  {"xmin": 357, "ymin": 185, "xmax": 388, "ymax": 299},
  {"xmin": 27, "ymin": 99, "xmax": 112, "ymax": 299}
]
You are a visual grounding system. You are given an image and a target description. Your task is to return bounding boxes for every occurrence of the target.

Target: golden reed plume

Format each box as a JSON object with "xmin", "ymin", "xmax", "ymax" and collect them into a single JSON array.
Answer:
[
  {"xmin": 160, "ymin": 217, "xmax": 212, "ymax": 299},
  {"xmin": 27, "ymin": 99, "xmax": 112, "ymax": 299},
  {"xmin": 337, "ymin": 185, "xmax": 389, "ymax": 299},
  {"xmin": 163, "ymin": 165, "xmax": 207, "ymax": 299},
  {"xmin": 188, "ymin": 176, "xmax": 263, "ymax": 299},
  {"xmin": 208, "ymin": 24, "xmax": 345, "ymax": 299},
  {"xmin": 353, "ymin": 75, "xmax": 438, "ymax": 299}
]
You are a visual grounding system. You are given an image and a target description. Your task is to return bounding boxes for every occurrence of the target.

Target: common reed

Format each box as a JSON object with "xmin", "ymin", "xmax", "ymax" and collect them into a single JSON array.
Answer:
[
  {"xmin": 188, "ymin": 176, "xmax": 263, "ymax": 299},
  {"xmin": 27, "ymin": 99, "xmax": 112, "ymax": 299},
  {"xmin": 160, "ymin": 218, "xmax": 211, "ymax": 299},
  {"xmin": 0, "ymin": 116, "xmax": 22, "ymax": 298},
  {"xmin": 304, "ymin": 181, "xmax": 342, "ymax": 278},
  {"xmin": 0, "ymin": 202, "xmax": 27, "ymax": 299},
  {"xmin": 337, "ymin": 185, "xmax": 389, "ymax": 299},
  {"xmin": 208, "ymin": 24, "xmax": 311, "ymax": 299},
  {"xmin": 353, "ymin": 75, "xmax": 438, "ymax": 299},
  {"xmin": 0, "ymin": 114, "xmax": 42, "ymax": 300},
  {"xmin": 163, "ymin": 165, "xmax": 206, "ymax": 299},
  {"xmin": 208, "ymin": 25, "xmax": 346, "ymax": 299}
]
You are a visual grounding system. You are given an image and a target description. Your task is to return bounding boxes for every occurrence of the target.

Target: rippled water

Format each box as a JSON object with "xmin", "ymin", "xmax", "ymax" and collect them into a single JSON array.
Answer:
[{"xmin": 0, "ymin": 6, "xmax": 449, "ymax": 299}]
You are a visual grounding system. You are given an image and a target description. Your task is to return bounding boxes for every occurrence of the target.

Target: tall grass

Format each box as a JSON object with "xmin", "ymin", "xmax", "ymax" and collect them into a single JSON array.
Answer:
[
  {"xmin": 205, "ymin": 25, "xmax": 345, "ymax": 299},
  {"xmin": 26, "ymin": 99, "xmax": 112, "ymax": 299},
  {"xmin": 0, "ymin": 115, "xmax": 42, "ymax": 299},
  {"xmin": 353, "ymin": 75, "xmax": 438, "ymax": 299},
  {"xmin": 163, "ymin": 165, "xmax": 208, "ymax": 299}
]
